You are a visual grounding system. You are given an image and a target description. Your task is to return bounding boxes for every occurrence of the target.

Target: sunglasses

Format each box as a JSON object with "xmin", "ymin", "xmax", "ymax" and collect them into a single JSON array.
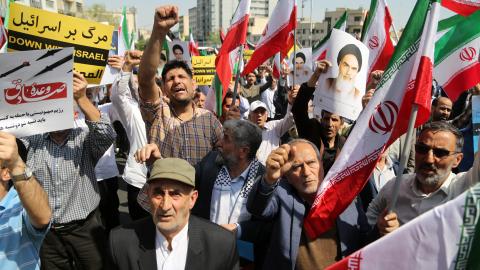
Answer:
[{"xmin": 414, "ymin": 143, "xmax": 458, "ymax": 159}]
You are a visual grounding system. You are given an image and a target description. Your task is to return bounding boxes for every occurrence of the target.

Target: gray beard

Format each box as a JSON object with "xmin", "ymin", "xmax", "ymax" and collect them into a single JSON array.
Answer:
[{"xmin": 334, "ymin": 77, "xmax": 355, "ymax": 93}]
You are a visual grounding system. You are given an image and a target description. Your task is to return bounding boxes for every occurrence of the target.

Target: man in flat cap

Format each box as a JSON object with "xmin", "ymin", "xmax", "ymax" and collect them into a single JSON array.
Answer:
[
  {"xmin": 325, "ymin": 43, "xmax": 363, "ymax": 100},
  {"xmin": 109, "ymin": 158, "xmax": 239, "ymax": 270}
]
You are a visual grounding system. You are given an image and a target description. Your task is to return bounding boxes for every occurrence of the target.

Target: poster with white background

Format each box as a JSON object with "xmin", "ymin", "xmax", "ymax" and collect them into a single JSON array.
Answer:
[
  {"xmin": 313, "ymin": 29, "xmax": 369, "ymax": 120},
  {"xmin": 0, "ymin": 48, "xmax": 74, "ymax": 137}
]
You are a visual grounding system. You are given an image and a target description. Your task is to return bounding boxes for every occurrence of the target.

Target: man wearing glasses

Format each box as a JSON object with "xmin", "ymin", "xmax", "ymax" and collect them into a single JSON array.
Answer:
[{"xmin": 366, "ymin": 121, "xmax": 479, "ymax": 236}]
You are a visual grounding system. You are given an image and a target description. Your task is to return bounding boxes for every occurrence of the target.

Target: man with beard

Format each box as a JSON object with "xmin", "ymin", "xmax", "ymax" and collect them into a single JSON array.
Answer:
[
  {"xmin": 430, "ymin": 96, "xmax": 453, "ymax": 122},
  {"xmin": 138, "ymin": 5, "xmax": 223, "ymax": 166},
  {"xmin": 367, "ymin": 121, "xmax": 480, "ymax": 236},
  {"xmin": 192, "ymin": 120, "xmax": 264, "ymax": 235},
  {"xmin": 325, "ymin": 44, "xmax": 362, "ymax": 101}
]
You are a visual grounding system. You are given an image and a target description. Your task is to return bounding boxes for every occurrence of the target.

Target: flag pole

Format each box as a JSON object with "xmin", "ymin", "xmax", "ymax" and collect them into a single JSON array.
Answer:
[
  {"xmin": 277, "ymin": 53, "xmax": 283, "ymax": 87},
  {"xmin": 231, "ymin": 45, "xmax": 244, "ymax": 107},
  {"xmin": 388, "ymin": 104, "xmax": 418, "ymax": 212},
  {"xmin": 292, "ymin": 30, "xmax": 297, "ymax": 87}
]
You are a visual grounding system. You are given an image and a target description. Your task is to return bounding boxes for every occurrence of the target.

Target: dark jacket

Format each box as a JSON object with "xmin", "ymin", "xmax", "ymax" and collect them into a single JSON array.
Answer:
[
  {"xmin": 247, "ymin": 178, "xmax": 370, "ymax": 270},
  {"xmin": 109, "ymin": 215, "xmax": 239, "ymax": 270}
]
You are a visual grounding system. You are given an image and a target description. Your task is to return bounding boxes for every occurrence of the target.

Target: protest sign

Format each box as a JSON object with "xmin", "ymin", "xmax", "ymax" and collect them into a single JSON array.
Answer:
[
  {"xmin": 243, "ymin": 49, "xmax": 254, "ymax": 62},
  {"xmin": 168, "ymin": 40, "xmax": 191, "ymax": 64},
  {"xmin": 288, "ymin": 47, "xmax": 313, "ymax": 86},
  {"xmin": 192, "ymin": 55, "xmax": 216, "ymax": 85},
  {"xmin": 7, "ymin": 3, "xmax": 113, "ymax": 84},
  {"xmin": 99, "ymin": 30, "xmax": 119, "ymax": 85},
  {"xmin": 0, "ymin": 48, "xmax": 74, "ymax": 137},
  {"xmin": 313, "ymin": 29, "xmax": 369, "ymax": 120},
  {"xmin": 473, "ymin": 95, "xmax": 480, "ymax": 153}
]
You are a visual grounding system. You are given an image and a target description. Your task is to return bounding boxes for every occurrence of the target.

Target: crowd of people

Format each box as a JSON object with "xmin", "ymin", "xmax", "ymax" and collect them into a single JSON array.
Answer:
[{"xmin": 2, "ymin": 4, "xmax": 480, "ymax": 270}]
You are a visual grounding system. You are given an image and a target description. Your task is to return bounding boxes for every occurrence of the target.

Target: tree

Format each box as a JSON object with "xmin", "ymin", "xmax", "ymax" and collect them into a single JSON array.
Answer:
[{"xmin": 81, "ymin": 4, "xmax": 117, "ymax": 26}]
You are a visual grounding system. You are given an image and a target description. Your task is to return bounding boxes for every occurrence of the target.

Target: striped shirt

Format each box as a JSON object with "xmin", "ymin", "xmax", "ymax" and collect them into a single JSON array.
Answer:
[
  {"xmin": 141, "ymin": 97, "xmax": 223, "ymax": 166},
  {"xmin": 0, "ymin": 188, "xmax": 50, "ymax": 270},
  {"xmin": 20, "ymin": 116, "xmax": 115, "ymax": 224}
]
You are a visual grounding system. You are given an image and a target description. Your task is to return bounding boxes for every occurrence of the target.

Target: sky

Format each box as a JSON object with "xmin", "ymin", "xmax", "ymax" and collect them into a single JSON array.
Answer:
[{"xmin": 84, "ymin": 0, "xmax": 420, "ymax": 30}]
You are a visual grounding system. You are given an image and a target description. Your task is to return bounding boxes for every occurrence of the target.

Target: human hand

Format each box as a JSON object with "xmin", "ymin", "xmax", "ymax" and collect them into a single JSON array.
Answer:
[
  {"xmin": 123, "ymin": 50, "xmax": 143, "ymax": 72},
  {"xmin": 153, "ymin": 6, "xmax": 179, "ymax": 35},
  {"xmin": 265, "ymin": 144, "xmax": 295, "ymax": 184},
  {"xmin": 107, "ymin": 55, "xmax": 124, "ymax": 70},
  {"xmin": 134, "ymin": 143, "xmax": 162, "ymax": 163},
  {"xmin": 73, "ymin": 71, "xmax": 88, "ymax": 101},
  {"xmin": 377, "ymin": 209, "xmax": 400, "ymax": 236},
  {"xmin": 288, "ymin": 85, "xmax": 300, "ymax": 105},
  {"xmin": 0, "ymin": 131, "xmax": 22, "ymax": 173}
]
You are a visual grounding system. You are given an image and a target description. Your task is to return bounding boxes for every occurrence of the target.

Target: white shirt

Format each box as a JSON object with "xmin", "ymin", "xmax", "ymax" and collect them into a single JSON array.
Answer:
[
  {"xmin": 367, "ymin": 150, "xmax": 480, "ymax": 226},
  {"xmin": 261, "ymin": 87, "xmax": 276, "ymax": 119},
  {"xmin": 256, "ymin": 104, "xmax": 295, "ymax": 165},
  {"xmin": 371, "ymin": 156, "xmax": 396, "ymax": 191},
  {"xmin": 74, "ymin": 103, "xmax": 119, "ymax": 181},
  {"xmin": 110, "ymin": 72, "xmax": 148, "ymax": 188},
  {"xmin": 155, "ymin": 223, "xmax": 189, "ymax": 270}
]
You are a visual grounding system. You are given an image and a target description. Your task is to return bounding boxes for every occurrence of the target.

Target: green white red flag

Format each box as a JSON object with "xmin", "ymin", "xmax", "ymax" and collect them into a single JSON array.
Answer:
[
  {"xmin": 242, "ymin": 0, "xmax": 296, "ymax": 76},
  {"xmin": 361, "ymin": 0, "xmax": 395, "ymax": 77},
  {"xmin": 189, "ymin": 31, "xmax": 199, "ymax": 56},
  {"xmin": 118, "ymin": 6, "xmax": 132, "ymax": 54},
  {"xmin": 434, "ymin": 10, "xmax": 480, "ymax": 101},
  {"xmin": 311, "ymin": 11, "xmax": 347, "ymax": 63},
  {"xmin": 215, "ymin": 0, "xmax": 250, "ymax": 92},
  {"xmin": 327, "ymin": 183, "xmax": 480, "ymax": 270},
  {"xmin": 304, "ymin": 0, "xmax": 439, "ymax": 238},
  {"xmin": 441, "ymin": 0, "xmax": 480, "ymax": 16}
]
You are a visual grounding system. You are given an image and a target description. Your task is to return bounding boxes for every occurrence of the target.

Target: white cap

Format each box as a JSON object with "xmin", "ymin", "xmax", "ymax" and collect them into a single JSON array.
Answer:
[{"xmin": 249, "ymin": 100, "xmax": 269, "ymax": 113}]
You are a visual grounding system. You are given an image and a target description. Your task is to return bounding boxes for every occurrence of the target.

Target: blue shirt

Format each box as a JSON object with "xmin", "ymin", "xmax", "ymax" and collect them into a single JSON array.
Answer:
[{"xmin": 0, "ymin": 188, "xmax": 50, "ymax": 270}]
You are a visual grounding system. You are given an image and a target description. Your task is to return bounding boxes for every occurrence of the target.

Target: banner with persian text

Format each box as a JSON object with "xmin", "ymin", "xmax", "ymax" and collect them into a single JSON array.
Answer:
[
  {"xmin": 0, "ymin": 48, "xmax": 74, "ymax": 137},
  {"xmin": 7, "ymin": 3, "xmax": 114, "ymax": 84}
]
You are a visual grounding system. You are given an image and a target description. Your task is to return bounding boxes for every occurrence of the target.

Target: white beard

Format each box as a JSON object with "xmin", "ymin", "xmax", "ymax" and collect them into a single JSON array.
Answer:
[{"xmin": 334, "ymin": 77, "xmax": 356, "ymax": 94}]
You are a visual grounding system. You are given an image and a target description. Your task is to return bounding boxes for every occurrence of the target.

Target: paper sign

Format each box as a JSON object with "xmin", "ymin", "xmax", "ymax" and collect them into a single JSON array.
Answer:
[
  {"xmin": 168, "ymin": 40, "xmax": 191, "ymax": 63},
  {"xmin": 313, "ymin": 29, "xmax": 369, "ymax": 120},
  {"xmin": 192, "ymin": 55, "xmax": 216, "ymax": 86},
  {"xmin": 7, "ymin": 3, "xmax": 114, "ymax": 84},
  {"xmin": 99, "ymin": 30, "xmax": 120, "ymax": 85},
  {"xmin": 288, "ymin": 47, "xmax": 313, "ymax": 86},
  {"xmin": 243, "ymin": 49, "xmax": 254, "ymax": 62},
  {"xmin": 472, "ymin": 95, "xmax": 480, "ymax": 153},
  {"xmin": 0, "ymin": 48, "xmax": 74, "ymax": 137}
]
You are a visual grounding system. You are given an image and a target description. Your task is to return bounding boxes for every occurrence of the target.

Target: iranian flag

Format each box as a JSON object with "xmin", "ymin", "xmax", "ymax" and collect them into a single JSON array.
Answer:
[
  {"xmin": 189, "ymin": 31, "xmax": 200, "ymax": 56},
  {"xmin": 441, "ymin": 0, "xmax": 480, "ymax": 16},
  {"xmin": 311, "ymin": 11, "xmax": 347, "ymax": 63},
  {"xmin": 118, "ymin": 6, "xmax": 133, "ymax": 55},
  {"xmin": 215, "ymin": 0, "xmax": 250, "ymax": 92},
  {"xmin": 361, "ymin": 0, "xmax": 395, "ymax": 77},
  {"xmin": 0, "ymin": 16, "xmax": 6, "ymax": 51},
  {"xmin": 242, "ymin": 0, "xmax": 296, "ymax": 76},
  {"xmin": 304, "ymin": 0, "xmax": 440, "ymax": 238},
  {"xmin": 434, "ymin": 10, "xmax": 480, "ymax": 102},
  {"xmin": 327, "ymin": 183, "xmax": 480, "ymax": 270}
]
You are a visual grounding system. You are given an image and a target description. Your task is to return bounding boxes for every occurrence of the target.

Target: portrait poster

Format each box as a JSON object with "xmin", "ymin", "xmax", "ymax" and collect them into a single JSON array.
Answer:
[
  {"xmin": 0, "ymin": 48, "xmax": 74, "ymax": 137},
  {"xmin": 313, "ymin": 29, "xmax": 369, "ymax": 120},
  {"xmin": 7, "ymin": 3, "xmax": 114, "ymax": 84},
  {"xmin": 167, "ymin": 40, "xmax": 191, "ymax": 64},
  {"xmin": 287, "ymin": 47, "xmax": 313, "ymax": 86},
  {"xmin": 472, "ymin": 95, "xmax": 480, "ymax": 153}
]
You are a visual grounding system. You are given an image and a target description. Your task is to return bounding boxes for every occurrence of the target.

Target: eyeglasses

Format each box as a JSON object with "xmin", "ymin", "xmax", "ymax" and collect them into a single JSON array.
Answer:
[{"xmin": 414, "ymin": 143, "xmax": 459, "ymax": 159}]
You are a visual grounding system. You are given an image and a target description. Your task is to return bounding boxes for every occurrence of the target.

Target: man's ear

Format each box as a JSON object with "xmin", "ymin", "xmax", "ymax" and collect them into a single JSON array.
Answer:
[{"xmin": 452, "ymin": 153, "xmax": 463, "ymax": 168}]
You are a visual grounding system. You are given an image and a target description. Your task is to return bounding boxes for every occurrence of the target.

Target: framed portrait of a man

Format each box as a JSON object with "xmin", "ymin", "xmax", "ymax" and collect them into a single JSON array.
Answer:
[{"xmin": 313, "ymin": 29, "xmax": 369, "ymax": 121}]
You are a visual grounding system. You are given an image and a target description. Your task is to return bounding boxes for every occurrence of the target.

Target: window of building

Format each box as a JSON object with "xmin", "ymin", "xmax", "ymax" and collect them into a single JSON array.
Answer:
[
  {"xmin": 354, "ymin": 16, "xmax": 361, "ymax": 22},
  {"xmin": 45, "ymin": 0, "xmax": 54, "ymax": 9},
  {"xmin": 76, "ymin": 2, "xmax": 83, "ymax": 13}
]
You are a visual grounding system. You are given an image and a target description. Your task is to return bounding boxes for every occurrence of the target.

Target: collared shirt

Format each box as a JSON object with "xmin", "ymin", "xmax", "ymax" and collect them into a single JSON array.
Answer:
[
  {"xmin": 367, "ymin": 151, "xmax": 480, "ymax": 226},
  {"xmin": 0, "ymin": 188, "xmax": 50, "ymax": 270},
  {"xmin": 371, "ymin": 156, "xmax": 396, "ymax": 191},
  {"xmin": 256, "ymin": 104, "xmax": 295, "ymax": 165},
  {"xmin": 21, "ymin": 116, "xmax": 115, "ymax": 223},
  {"xmin": 141, "ymin": 96, "xmax": 223, "ymax": 166},
  {"xmin": 155, "ymin": 223, "xmax": 189, "ymax": 270},
  {"xmin": 261, "ymin": 87, "xmax": 276, "ymax": 119},
  {"xmin": 111, "ymin": 72, "xmax": 148, "ymax": 188}
]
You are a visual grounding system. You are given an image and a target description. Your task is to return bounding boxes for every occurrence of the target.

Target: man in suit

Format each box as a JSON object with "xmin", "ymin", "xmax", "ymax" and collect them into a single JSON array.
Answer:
[
  {"xmin": 247, "ymin": 139, "xmax": 369, "ymax": 270},
  {"xmin": 109, "ymin": 158, "xmax": 239, "ymax": 270}
]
